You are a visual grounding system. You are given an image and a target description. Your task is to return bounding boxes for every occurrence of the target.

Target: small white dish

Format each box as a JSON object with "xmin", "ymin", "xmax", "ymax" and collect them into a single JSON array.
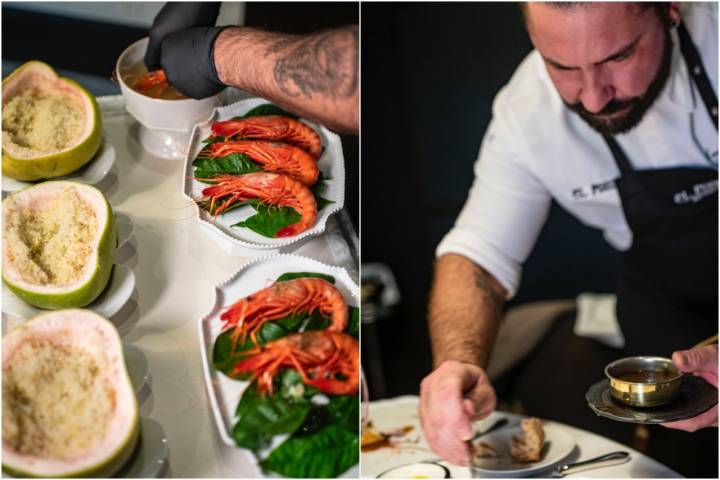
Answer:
[
  {"xmin": 182, "ymin": 97, "xmax": 345, "ymax": 253},
  {"xmin": 2, "ymin": 135, "xmax": 116, "ymax": 193},
  {"xmin": 116, "ymin": 37, "xmax": 221, "ymax": 159},
  {"xmin": 470, "ymin": 423, "xmax": 576, "ymax": 477},
  {"xmin": 2, "ymin": 264, "xmax": 136, "ymax": 321},
  {"xmin": 198, "ymin": 254, "xmax": 358, "ymax": 450}
]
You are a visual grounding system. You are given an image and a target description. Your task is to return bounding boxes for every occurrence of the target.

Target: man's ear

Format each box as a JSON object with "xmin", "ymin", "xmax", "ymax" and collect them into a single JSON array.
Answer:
[{"xmin": 668, "ymin": 2, "xmax": 681, "ymax": 28}]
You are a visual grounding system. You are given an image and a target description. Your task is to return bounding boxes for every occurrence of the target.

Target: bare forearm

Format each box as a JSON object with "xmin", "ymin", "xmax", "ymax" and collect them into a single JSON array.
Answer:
[
  {"xmin": 428, "ymin": 254, "xmax": 507, "ymax": 368},
  {"xmin": 214, "ymin": 26, "xmax": 359, "ymax": 133}
]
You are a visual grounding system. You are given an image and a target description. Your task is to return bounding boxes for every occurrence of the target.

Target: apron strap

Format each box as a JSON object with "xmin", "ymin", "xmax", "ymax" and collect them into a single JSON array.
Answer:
[
  {"xmin": 603, "ymin": 134, "xmax": 634, "ymax": 173},
  {"xmin": 678, "ymin": 22, "xmax": 718, "ymax": 130}
]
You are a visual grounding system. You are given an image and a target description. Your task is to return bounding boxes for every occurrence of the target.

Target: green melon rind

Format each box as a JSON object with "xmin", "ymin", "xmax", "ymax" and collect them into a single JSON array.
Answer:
[
  {"xmin": 2, "ymin": 61, "xmax": 103, "ymax": 181},
  {"xmin": 1, "ymin": 184, "xmax": 117, "ymax": 309},
  {"xmin": 1, "ymin": 420, "xmax": 139, "ymax": 479},
  {"xmin": 1, "ymin": 311, "xmax": 140, "ymax": 478}
]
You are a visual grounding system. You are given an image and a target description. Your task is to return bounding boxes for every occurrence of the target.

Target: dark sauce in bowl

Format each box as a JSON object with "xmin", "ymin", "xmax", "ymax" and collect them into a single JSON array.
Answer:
[{"xmin": 617, "ymin": 369, "xmax": 679, "ymax": 383}]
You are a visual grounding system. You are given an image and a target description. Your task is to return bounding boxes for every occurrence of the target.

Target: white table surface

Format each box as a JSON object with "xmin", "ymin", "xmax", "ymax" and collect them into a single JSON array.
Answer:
[
  {"xmin": 1, "ymin": 95, "xmax": 358, "ymax": 478},
  {"xmin": 361, "ymin": 396, "xmax": 682, "ymax": 479}
]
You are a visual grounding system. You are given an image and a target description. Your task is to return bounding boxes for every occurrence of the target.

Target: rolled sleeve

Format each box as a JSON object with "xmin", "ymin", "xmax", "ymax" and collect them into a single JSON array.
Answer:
[{"xmin": 436, "ymin": 109, "xmax": 552, "ymax": 299}]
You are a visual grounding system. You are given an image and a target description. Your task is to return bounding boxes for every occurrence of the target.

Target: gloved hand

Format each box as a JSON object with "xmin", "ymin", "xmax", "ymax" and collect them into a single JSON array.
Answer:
[
  {"xmin": 160, "ymin": 26, "xmax": 229, "ymax": 99},
  {"xmin": 145, "ymin": 2, "xmax": 221, "ymax": 70}
]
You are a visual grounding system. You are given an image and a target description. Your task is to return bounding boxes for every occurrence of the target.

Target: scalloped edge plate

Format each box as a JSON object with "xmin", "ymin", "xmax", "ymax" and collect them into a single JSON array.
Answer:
[
  {"xmin": 586, "ymin": 377, "xmax": 718, "ymax": 424},
  {"xmin": 182, "ymin": 98, "xmax": 345, "ymax": 251},
  {"xmin": 198, "ymin": 254, "xmax": 358, "ymax": 475}
]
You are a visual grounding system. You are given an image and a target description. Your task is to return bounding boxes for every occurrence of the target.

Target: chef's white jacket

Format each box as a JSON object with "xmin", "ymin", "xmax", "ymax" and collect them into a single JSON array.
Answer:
[{"xmin": 436, "ymin": 3, "xmax": 718, "ymax": 298}]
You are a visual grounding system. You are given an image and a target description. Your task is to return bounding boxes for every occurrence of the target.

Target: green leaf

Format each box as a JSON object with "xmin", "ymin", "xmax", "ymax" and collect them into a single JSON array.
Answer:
[
  {"xmin": 276, "ymin": 272, "xmax": 336, "ymax": 283},
  {"xmin": 212, "ymin": 329, "xmax": 242, "ymax": 375},
  {"xmin": 272, "ymin": 313, "xmax": 308, "ymax": 332},
  {"xmin": 279, "ymin": 369, "xmax": 319, "ymax": 400},
  {"xmin": 304, "ymin": 315, "xmax": 331, "ymax": 331},
  {"xmin": 260, "ymin": 425, "xmax": 359, "ymax": 478},
  {"xmin": 311, "ymin": 180, "xmax": 334, "ymax": 210},
  {"xmin": 202, "ymin": 135, "xmax": 226, "ymax": 144},
  {"xmin": 233, "ymin": 204, "xmax": 302, "ymax": 238},
  {"xmin": 325, "ymin": 395, "xmax": 360, "ymax": 433},
  {"xmin": 232, "ymin": 382, "xmax": 312, "ymax": 450},
  {"xmin": 213, "ymin": 319, "xmax": 303, "ymax": 378},
  {"xmin": 298, "ymin": 395, "xmax": 358, "ymax": 436},
  {"xmin": 346, "ymin": 306, "xmax": 359, "ymax": 338},
  {"xmin": 315, "ymin": 195, "xmax": 334, "ymax": 211},
  {"xmin": 243, "ymin": 103, "xmax": 298, "ymax": 119},
  {"xmin": 194, "ymin": 152, "xmax": 262, "ymax": 180}
]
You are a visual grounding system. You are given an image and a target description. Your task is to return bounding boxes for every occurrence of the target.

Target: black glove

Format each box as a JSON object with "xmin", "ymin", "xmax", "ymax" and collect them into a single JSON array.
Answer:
[
  {"xmin": 160, "ymin": 26, "xmax": 228, "ymax": 99},
  {"xmin": 145, "ymin": 2, "xmax": 221, "ymax": 70}
]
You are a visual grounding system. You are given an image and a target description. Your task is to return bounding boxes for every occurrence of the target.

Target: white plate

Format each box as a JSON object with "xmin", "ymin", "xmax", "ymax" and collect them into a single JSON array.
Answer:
[
  {"xmin": 182, "ymin": 98, "xmax": 345, "ymax": 252},
  {"xmin": 2, "ymin": 135, "xmax": 116, "ymax": 193},
  {"xmin": 2, "ymin": 264, "xmax": 136, "ymax": 321},
  {"xmin": 377, "ymin": 462, "xmax": 450, "ymax": 478},
  {"xmin": 470, "ymin": 423, "xmax": 576, "ymax": 477},
  {"xmin": 198, "ymin": 254, "xmax": 359, "ymax": 475}
]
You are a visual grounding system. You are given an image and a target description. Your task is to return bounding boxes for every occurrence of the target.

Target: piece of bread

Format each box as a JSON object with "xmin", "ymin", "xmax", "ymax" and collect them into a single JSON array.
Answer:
[
  {"xmin": 510, "ymin": 418, "xmax": 545, "ymax": 462},
  {"xmin": 473, "ymin": 441, "xmax": 499, "ymax": 458}
]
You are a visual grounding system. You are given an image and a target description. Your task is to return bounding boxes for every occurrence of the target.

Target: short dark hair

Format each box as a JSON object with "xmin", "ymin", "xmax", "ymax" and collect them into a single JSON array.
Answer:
[{"xmin": 519, "ymin": 2, "xmax": 672, "ymax": 29}]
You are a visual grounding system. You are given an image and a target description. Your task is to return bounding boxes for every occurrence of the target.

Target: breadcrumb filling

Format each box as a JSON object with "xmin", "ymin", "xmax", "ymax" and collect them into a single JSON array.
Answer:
[
  {"xmin": 2, "ymin": 86, "xmax": 85, "ymax": 155},
  {"xmin": 2, "ymin": 340, "xmax": 114, "ymax": 459},
  {"xmin": 4, "ymin": 188, "xmax": 98, "ymax": 286}
]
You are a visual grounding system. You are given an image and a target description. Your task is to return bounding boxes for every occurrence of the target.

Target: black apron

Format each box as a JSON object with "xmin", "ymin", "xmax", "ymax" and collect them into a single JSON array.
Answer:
[{"xmin": 603, "ymin": 23, "xmax": 718, "ymax": 356}]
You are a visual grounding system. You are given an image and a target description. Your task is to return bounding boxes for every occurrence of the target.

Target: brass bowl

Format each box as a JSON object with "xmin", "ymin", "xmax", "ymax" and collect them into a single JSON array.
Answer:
[{"xmin": 605, "ymin": 356, "xmax": 683, "ymax": 408}]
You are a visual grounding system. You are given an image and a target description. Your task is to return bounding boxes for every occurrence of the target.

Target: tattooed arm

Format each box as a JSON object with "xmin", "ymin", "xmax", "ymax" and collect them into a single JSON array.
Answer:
[
  {"xmin": 214, "ymin": 26, "xmax": 359, "ymax": 133},
  {"xmin": 419, "ymin": 253, "xmax": 506, "ymax": 466},
  {"xmin": 428, "ymin": 253, "xmax": 506, "ymax": 367}
]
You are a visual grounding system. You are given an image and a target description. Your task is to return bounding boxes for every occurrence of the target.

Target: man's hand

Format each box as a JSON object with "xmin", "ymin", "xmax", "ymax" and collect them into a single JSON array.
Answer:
[
  {"xmin": 662, "ymin": 344, "xmax": 718, "ymax": 432},
  {"xmin": 145, "ymin": 2, "xmax": 220, "ymax": 70},
  {"xmin": 160, "ymin": 26, "xmax": 228, "ymax": 99},
  {"xmin": 419, "ymin": 360, "xmax": 497, "ymax": 466}
]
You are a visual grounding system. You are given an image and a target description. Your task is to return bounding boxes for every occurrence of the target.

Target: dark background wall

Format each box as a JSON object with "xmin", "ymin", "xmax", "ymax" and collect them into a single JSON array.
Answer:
[
  {"xmin": 361, "ymin": 2, "xmax": 621, "ymax": 399},
  {"xmin": 1, "ymin": 2, "xmax": 359, "ymax": 228}
]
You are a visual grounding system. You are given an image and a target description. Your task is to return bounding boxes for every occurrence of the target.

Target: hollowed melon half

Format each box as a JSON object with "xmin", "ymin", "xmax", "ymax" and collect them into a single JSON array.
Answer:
[
  {"xmin": 2, "ymin": 181, "xmax": 116, "ymax": 309},
  {"xmin": 2, "ymin": 61, "xmax": 102, "ymax": 181},
  {"xmin": 2, "ymin": 309, "xmax": 139, "ymax": 478}
]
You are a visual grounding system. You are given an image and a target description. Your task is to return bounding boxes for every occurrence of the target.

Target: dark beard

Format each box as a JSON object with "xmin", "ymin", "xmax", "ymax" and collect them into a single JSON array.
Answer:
[{"xmin": 564, "ymin": 28, "xmax": 673, "ymax": 135}]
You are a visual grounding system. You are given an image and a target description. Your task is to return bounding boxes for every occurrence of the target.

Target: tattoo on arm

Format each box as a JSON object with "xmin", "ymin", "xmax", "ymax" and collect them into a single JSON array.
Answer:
[
  {"xmin": 474, "ymin": 268, "xmax": 504, "ymax": 308},
  {"xmin": 268, "ymin": 26, "xmax": 358, "ymax": 100}
]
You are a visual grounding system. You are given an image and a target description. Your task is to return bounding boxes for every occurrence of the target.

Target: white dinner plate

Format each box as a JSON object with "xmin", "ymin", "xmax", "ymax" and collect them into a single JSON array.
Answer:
[
  {"xmin": 470, "ymin": 422, "xmax": 576, "ymax": 477},
  {"xmin": 2, "ymin": 135, "xmax": 116, "ymax": 193},
  {"xmin": 182, "ymin": 98, "xmax": 345, "ymax": 252}
]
